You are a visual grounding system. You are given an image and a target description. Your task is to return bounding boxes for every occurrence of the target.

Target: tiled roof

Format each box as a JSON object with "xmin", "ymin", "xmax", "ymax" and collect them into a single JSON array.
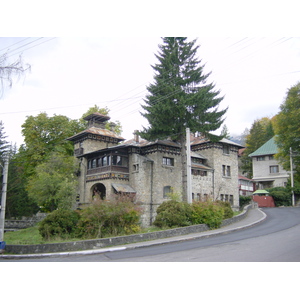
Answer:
[{"xmin": 249, "ymin": 137, "xmax": 277, "ymax": 157}]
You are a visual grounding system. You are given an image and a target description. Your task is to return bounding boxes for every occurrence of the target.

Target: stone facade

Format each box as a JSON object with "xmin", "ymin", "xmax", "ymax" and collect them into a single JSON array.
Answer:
[{"xmin": 68, "ymin": 113, "xmax": 243, "ymax": 227}]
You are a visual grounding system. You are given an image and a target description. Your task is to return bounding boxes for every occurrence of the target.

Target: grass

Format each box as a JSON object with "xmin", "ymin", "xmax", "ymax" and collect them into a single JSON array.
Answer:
[
  {"xmin": 4, "ymin": 226, "xmax": 44, "ymax": 245},
  {"xmin": 4, "ymin": 225, "xmax": 80, "ymax": 245}
]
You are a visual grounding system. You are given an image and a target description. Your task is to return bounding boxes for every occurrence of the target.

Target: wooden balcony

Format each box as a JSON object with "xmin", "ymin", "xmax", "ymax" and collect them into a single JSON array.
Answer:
[{"xmin": 87, "ymin": 165, "xmax": 129, "ymax": 175}]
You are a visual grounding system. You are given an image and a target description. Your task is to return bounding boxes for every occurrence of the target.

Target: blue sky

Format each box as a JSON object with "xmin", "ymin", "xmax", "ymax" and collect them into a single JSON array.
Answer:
[{"xmin": 1, "ymin": 36, "xmax": 300, "ymax": 146}]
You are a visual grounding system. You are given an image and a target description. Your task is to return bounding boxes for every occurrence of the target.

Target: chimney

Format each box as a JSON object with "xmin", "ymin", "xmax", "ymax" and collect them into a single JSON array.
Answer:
[{"xmin": 133, "ymin": 130, "xmax": 139, "ymax": 143}]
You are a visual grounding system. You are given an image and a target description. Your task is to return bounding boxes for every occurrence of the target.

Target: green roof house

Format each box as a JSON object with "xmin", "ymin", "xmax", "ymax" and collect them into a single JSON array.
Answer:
[{"xmin": 249, "ymin": 137, "xmax": 289, "ymax": 189}]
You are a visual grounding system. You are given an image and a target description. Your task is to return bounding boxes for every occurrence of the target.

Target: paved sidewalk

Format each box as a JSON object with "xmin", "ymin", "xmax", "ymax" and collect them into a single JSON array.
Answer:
[{"xmin": 0, "ymin": 208, "xmax": 266, "ymax": 259}]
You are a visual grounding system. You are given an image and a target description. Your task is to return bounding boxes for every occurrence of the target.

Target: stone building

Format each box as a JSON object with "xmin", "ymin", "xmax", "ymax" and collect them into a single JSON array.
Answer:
[{"xmin": 67, "ymin": 113, "xmax": 243, "ymax": 227}]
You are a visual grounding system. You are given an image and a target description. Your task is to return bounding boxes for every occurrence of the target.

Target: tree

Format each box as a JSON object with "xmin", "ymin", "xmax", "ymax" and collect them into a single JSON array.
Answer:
[
  {"xmin": 274, "ymin": 82, "xmax": 300, "ymax": 181},
  {"xmin": 5, "ymin": 145, "xmax": 39, "ymax": 218},
  {"xmin": 240, "ymin": 117, "xmax": 275, "ymax": 177},
  {"xmin": 0, "ymin": 53, "xmax": 30, "ymax": 98},
  {"xmin": 139, "ymin": 37, "xmax": 227, "ymax": 201},
  {"xmin": 27, "ymin": 152, "xmax": 79, "ymax": 212},
  {"xmin": 19, "ymin": 112, "xmax": 82, "ymax": 177},
  {"xmin": 221, "ymin": 124, "xmax": 230, "ymax": 139}
]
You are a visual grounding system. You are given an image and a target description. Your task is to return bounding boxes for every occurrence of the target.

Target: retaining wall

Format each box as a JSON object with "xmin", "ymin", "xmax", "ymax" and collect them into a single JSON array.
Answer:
[{"xmin": 4, "ymin": 204, "xmax": 253, "ymax": 255}]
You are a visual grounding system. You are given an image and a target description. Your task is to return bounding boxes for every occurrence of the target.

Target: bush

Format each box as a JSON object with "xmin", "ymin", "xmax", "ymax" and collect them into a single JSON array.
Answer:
[
  {"xmin": 76, "ymin": 199, "xmax": 142, "ymax": 239},
  {"xmin": 239, "ymin": 196, "xmax": 251, "ymax": 208},
  {"xmin": 215, "ymin": 201, "xmax": 234, "ymax": 219},
  {"xmin": 268, "ymin": 187, "xmax": 291, "ymax": 206},
  {"xmin": 38, "ymin": 209, "xmax": 80, "ymax": 240},
  {"xmin": 153, "ymin": 200, "xmax": 192, "ymax": 228},
  {"xmin": 190, "ymin": 201, "xmax": 224, "ymax": 229}
]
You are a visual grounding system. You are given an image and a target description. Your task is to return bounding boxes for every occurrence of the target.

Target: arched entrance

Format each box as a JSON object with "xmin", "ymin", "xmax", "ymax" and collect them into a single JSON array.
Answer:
[{"xmin": 91, "ymin": 183, "xmax": 106, "ymax": 201}]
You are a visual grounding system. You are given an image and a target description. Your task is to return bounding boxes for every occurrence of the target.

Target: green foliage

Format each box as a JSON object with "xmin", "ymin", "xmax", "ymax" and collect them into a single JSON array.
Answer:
[
  {"xmin": 76, "ymin": 199, "xmax": 142, "ymax": 239},
  {"xmin": 215, "ymin": 200, "xmax": 234, "ymax": 219},
  {"xmin": 38, "ymin": 209, "xmax": 80, "ymax": 240},
  {"xmin": 140, "ymin": 37, "xmax": 227, "ymax": 142},
  {"xmin": 239, "ymin": 196, "xmax": 252, "ymax": 209},
  {"xmin": 190, "ymin": 201, "xmax": 224, "ymax": 229},
  {"xmin": 153, "ymin": 200, "xmax": 192, "ymax": 228},
  {"xmin": 240, "ymin": 117, "xmax": 275, "ymax": 177},
  {"xmin": 19, "ymin": 112, "xmax": 83, "ymax": 177},
  {"xmin": 274, "ymin": 81, "xmax": 300, "ymax": 182},
  {"xmin": 5, "ymin": 145, "xmax": 39, "ymax": 218},
  {"xmin": 153, "ymin": 199, "xmax": 230, "ymax": 229},
  {"xmin": 221, "ymin": 124, "xmax": 230, "ymax": 139},
  {"xmin": 27, "ymin": 152, "xmax": 78, "ymax": 212},
  {"xmin": 267, "ymin": 187, "xmax": 292, "ymax": 206}
]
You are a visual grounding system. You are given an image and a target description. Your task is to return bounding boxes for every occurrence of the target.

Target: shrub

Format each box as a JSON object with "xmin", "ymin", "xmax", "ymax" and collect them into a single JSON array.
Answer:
[
  {"xmin": 239, "ymin": 196, "xmax": 251, "ymax": 208},
  {"xmin": 153, "ymin": 200, "xmax": 192, "ymax": 228},
  {"xmin": 38, "ymin": 209, "xmax": 80, "ymax": 240},
  {"xmin": 76, "ymin": 199, "xmax": 142, "ymax": 239},
  {"xmin": 190, "ymin": 201, "xmax": 224, "ymax": 229},
  {"xmin": 215, "ymin": 200, "xmax": 234, "ymax": 219},
  {"xmin": 268, "ymin": 187, "xmax": 291, "ymax": 206}
]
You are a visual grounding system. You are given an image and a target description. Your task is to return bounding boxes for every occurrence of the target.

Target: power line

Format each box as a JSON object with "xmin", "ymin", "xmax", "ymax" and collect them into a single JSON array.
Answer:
[{"xmin": 0, "ymin": 37, "xmax": 31, "ymax": 54}]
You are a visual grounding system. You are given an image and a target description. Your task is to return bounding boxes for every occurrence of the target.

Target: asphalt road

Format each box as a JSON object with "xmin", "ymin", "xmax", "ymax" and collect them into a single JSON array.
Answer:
[{"xmin": 2, "ymin": 207, "xmax": 300, "ymax": 262}]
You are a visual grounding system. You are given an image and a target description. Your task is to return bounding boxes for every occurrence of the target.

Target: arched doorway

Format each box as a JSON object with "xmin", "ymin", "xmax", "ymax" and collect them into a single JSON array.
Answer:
[{"xmin": 91, "ymin": 183, "xmax": 106, "ymax": 201}]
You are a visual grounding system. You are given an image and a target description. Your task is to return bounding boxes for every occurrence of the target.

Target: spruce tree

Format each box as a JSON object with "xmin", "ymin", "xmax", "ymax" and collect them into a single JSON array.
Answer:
[{"xmin": 139, "ymin": 37, "xmax": 227, "ymax": 200}]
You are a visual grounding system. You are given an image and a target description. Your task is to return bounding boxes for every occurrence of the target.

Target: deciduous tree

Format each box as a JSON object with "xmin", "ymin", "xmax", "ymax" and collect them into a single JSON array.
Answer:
[
  {"xmin": 27, "ymin": 152, "xmax": 79, "ymax": 212},
  {"xmin": 274, "ymin": 82, "xmax": 300, "ymax": 181}
]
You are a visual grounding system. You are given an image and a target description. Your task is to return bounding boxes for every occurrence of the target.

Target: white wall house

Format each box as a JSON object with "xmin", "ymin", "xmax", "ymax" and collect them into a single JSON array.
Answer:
[{"xmin": 249, "ymin": 137, "xmax": 289, "ymax": 189}]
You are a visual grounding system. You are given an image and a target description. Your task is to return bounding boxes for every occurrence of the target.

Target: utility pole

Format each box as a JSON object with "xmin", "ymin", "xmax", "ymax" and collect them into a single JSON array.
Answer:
[
  {"xmin": 290, "ymin": 147, "xmax": 295, "ymax": 206},
  {"xmin": 186, "ymin": 128, "xmax": 192, "ymax": 204},
  {"xmin": 0, "ymin": 157, "xmax": 9, "ymax": 252}
]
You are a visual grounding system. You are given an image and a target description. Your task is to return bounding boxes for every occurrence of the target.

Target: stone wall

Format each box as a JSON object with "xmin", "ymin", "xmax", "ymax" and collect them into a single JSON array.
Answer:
[
  {"xmin": 4, "ymin": 213, "xmax": 47, "ymax": 231},
  {"xmin": 194, "ymin": 143, "xmax": 240, "ymax": 208}
]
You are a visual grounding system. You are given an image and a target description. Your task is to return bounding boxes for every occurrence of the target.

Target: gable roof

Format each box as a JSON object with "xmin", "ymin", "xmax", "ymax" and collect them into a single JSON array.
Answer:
[{"xmin": 249, "ymin": 137, "xmax": 277, "ymax": 157}]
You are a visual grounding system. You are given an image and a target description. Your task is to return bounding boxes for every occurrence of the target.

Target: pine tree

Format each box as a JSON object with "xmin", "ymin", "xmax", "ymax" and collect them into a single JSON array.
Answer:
[{"xmin": 139, "ymin": 37, "xmax": 227, "ymax": 200}]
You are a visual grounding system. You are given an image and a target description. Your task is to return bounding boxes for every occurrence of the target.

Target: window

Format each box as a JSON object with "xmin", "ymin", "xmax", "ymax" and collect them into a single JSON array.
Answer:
[
  {"xmin": 270, "ymin": 165, "xmax": 279, "ymax": 173},
  {"xmin": 163, "ymin": 157, "xmax": 174, "ymax": 166},
  {"xmin": 229, "ymin": 195, "xmax": 233, "ymax": 205},
  {"xmin": 223, "ymin": 145, "xmax": 230, "ymax": 154},
  {"xmin": 226, "ymin": 166, "xmax": 231, "ymax": 177},
  {"xmin": 133, "ymin": 164, "xmax": 139, "ymax": 172},
  {"xmin": 222, "ymin": 165, "xmax": 231, "ymax": 177},
  {"xmin": 269, "ymin": 155, "xmax": 274, "ymax": 160},
  {"xmin": 102, "ymin": 155, "xmax": 110, "ymax": 166},
  {"xmin": 112, "ymin": 155, "xmax": 122, "ymax": 166},
  {"xmin": 163, "ymin": 186, "xmax": 172, "ymax": 198},
  {"xmin": 257, "ymin": 156, "xmax": 265, "ymax": 161},
  {"xmin": 92, "ymin": 159, "xmax": 97, "ymax": 168}
]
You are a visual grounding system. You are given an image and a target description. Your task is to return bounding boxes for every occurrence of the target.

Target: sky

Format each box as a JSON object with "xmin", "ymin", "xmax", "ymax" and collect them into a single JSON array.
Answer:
[{"xmin": 1, "ymin": 36, "xmax": 300, "ymax": 147}]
